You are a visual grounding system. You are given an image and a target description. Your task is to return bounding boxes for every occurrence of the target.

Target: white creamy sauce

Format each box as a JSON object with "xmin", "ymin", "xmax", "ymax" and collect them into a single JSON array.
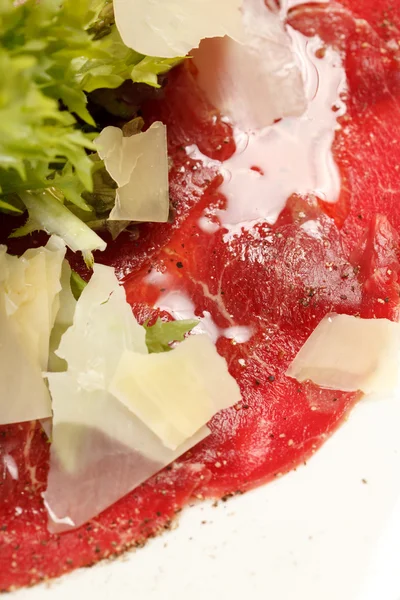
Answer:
[
  {"xmin": 143, "ymin": 268, "xmax": 170, "ymax": 286},
  {"xmin": 224, "ymin": 326, "xmax": 253, "ymax": 343},
  {"xmin": 3, "ymin": 454, "xmax": 19, "ymax": 480},
  {"xmin": 198, "ymin": 216, "xmax": 221, "ymax": 234},
  {"xmin": 185, "ymin": 144, "xmax": 221, "ymax": 169},
  {"xmin": 300, "ymin": 219, "xmax": 326, "ymax": 240},
  {"xmin": 155, "ymin": 290, "xmax": 252, "ymax": 344},
  {"xmin": 155, "ymin": 290, "xmax": 197, "ymax": 321},
  {"xmin": 219, "ymin": 32, "xmax": 346, "ymax": 230},
  {"xmin": 190, "ymin": 30, "xmax": 347, "ymax": 240}
]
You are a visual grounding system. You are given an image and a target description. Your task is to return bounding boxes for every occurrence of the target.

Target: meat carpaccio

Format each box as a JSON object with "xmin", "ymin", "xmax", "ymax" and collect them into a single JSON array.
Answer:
[{"xmin": 1, "ymin": 0, "xmax": 400, "ymax": 591}]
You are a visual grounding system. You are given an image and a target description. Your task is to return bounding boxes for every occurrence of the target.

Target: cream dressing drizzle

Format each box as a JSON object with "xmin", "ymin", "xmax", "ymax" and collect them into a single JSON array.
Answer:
[
  {"xmin": 155, "ymin": 290, "xmax": 253, "ymax": 344},
  {"xmin": 189, "ymin": 30, "xmax": 347, "ymax": 240},
  {"xmin": 3, "ymin": 454, "xmax": 19, "ymax": 481}
]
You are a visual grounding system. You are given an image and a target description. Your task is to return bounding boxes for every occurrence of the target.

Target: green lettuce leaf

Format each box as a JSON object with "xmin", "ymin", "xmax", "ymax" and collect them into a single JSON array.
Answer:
[
  {"xmin": 0, "ymin": 0, "xmax": 183, "ymax": 257},
  {"xmin": 70, "ymin": 270, "xmax": 88, "ymax": 301},
  {"xmin": 130, "ymin": 55, "xmax": 183, "ymax": 87},
  {"xmin": 145, "ymin": 318, "xmax": 199, "ymax": 353},
  {"xmin": 12, "ymin": 190, "xmax": 106, "ymax": 268}
]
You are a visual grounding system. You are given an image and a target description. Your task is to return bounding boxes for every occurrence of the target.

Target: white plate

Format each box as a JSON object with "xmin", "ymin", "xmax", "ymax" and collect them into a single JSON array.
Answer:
[{"xmin": 11, "ymin": 389, "xmax": 400, "ymax": 600}]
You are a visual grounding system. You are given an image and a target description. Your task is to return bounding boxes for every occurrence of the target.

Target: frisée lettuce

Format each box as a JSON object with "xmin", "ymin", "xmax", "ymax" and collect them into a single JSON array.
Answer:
[{"xmin": 0, "ymin": 0, "xmax": 182, "ymax": 261}]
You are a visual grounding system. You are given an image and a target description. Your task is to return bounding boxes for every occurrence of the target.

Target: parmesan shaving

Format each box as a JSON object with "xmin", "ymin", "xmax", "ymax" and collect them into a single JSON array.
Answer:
[
  {"xmin": 44, "ymin": 263, "xmax": 241, "ymax": 530},
  {"xmin": 55, "ymin": 264, "xmax": 147, "ymax": 380},
  {"xmin": 95, "ymin": 122, "xmax": 169, "ymax": 223},
  {"xmin": 44, "ymin": 263, "xmax": 211, "ymax": 531},
  {"xmin": 286, "ymin": 314, "xmax": 400, "ymax": 395},
  {"xmin": 114, "ymin": 0, "xmax": 244, "ymax": 59},
  {"xmin": 110, "ymin": 335, "xmax": 242, "ymax": 450},
  {"xmin": 0, "ymin": 290, "xmax": 51, "ymax": 424},
  {"xmin": 10, "ymin": 237, "xmax": 66, "ymax": 370},
  {"xmin": 44, "ymin": 379, "xmax": 210, "ymax": 532},
  {"xmin": 0, "ymin": 237, "xmax": 73, "ymax": 425},
  {"xmin": 0, "ymin": 244, "xmax": 55, "ymax": 424},
  {"xmin": 48, "ymin": 260, "xmax": 77, "ymax": 373}
]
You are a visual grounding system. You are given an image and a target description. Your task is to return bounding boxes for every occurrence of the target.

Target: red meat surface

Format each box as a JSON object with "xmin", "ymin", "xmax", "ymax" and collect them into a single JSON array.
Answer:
[{"xmin": 1, "ymin": 0, "xmax": 400, "ymax": 590}]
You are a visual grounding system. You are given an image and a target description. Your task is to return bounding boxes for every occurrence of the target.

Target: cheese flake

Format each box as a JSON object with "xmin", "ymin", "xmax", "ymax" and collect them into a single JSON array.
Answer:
[
  {"xmin": 114, "ymin": 0, "xmax": 244, "ymax": 59},
  {"xmin": 95, "ymin": 122, "xmax": 169, "ymax": 223},
  {"xmin": 286, "ymin": 313, "xmax": 400, "ymax": 395}
]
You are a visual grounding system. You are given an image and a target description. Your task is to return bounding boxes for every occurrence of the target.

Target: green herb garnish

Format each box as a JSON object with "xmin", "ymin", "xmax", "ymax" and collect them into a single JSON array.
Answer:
[{"xmin": 145, "ymin": 318, "xmax": 199, "ymax": 353}]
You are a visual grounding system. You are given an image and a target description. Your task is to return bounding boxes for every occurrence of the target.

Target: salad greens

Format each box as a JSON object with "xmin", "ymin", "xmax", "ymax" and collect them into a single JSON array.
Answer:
[
  {"xmin": 0, "ymin": 0, "xmax": 181, "ymax": 264},
  {"xmin": 70, "ymin": 269, "xmax": 88, "ymax": 301}
]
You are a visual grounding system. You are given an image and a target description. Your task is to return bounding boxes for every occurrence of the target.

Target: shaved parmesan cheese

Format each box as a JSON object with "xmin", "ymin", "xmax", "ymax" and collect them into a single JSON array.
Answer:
[
  {"xmin": 95, "ymin": 122, "xmax": 169, "ymax": 223},
  {"xmin": 47, "ymin": 372, "xmax": 209, "ymax": 473},
  {"xmin": 114, "ymin": 0, "xmax": 244, "ymax": 59},
  {"xmin": 12, "ymin": 251, "xmax": 49, "ymax": 369},
  {"xmin": 45, "ymin": 264, "xmax": 211, "ymax": 531},
  {"xmin": 0, "ymin": 237, "xmax": 71, "ymax": 425},
  {"xmin": 94, "ymin": 126, "xmax": 136, "ymax": 187},
  {"xmin": 9, "ymin": 238, "xmax": 66, "ymax": 370},
  {"xmin": 47, "ymin": 262, "xmax": 148, "ymax": 472},
  {"xmin": 56, "ymin": 264, "xmax": 147, "ymax": 381},
  {"xmin": 286, "ymin": 314, "xmax": 400, "ymax": 395},
  {"xmin": 42, "ymin": 236, "xmax": 67, "ymax": 329},
  {"xmin": 191, "ymin": 0, "xmax": 306, "ymax": 130},
  {"xmin": 44, "ymin": 376, "xmax": 210, "ymax": 531},
  {"xmin": 48, "ymin": 260, "xmax": 77, "ymax": 373},
  {"xmin": 110, "ymin": 334, "xmax": 242, "ymax": 450},
  {"xmin": 44, "ymin": 262, "xmax": 241, "ymax": 530},
  {"xmin": 2, "ymin": 253, "xmax": 27, "ymax": 317},
  {"xmin": 0, "ymin": 289, "xmax": 51, "ymax": 425}
]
